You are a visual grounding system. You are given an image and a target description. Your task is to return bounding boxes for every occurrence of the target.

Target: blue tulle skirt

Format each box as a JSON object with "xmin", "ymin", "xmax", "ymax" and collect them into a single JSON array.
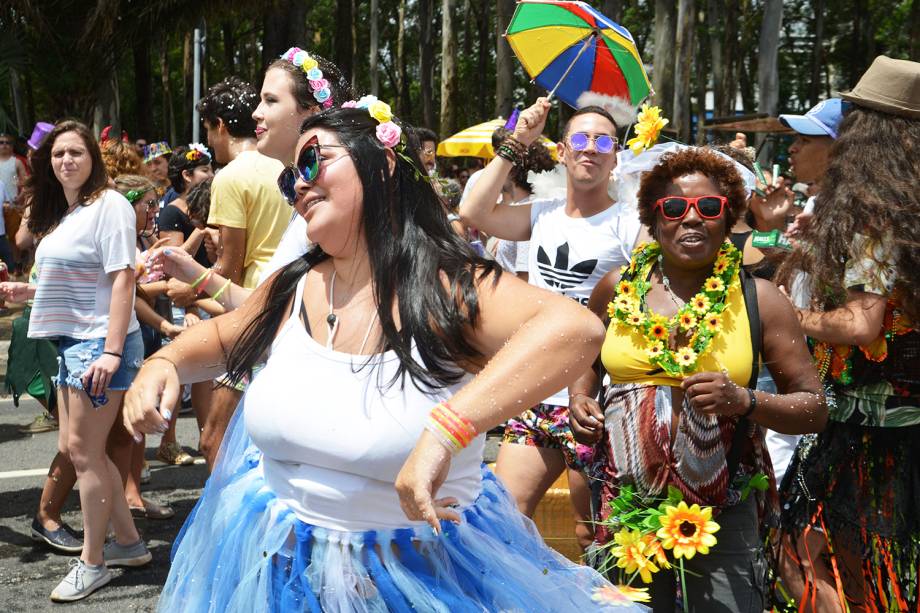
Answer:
[{"xmin": 161, "ymin": 409, "xmax": 645, "ymax": 612}]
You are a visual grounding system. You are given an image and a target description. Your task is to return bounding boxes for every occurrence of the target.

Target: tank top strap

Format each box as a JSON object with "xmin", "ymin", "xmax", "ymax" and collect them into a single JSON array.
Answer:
[{"xmin": 289, "ymin": 273, "xmax": 308, "ymax": 320}]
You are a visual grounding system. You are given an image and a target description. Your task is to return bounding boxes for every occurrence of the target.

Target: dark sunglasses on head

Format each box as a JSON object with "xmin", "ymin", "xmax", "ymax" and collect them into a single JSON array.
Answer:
[
  {"xmin": 277, "ymin": 136, "xmax": 348, "ymax": 205},
  {"xmin": 568, "ymin": 132, "xmax": 618, "ymax": 154},
  {"xmin": 654, "ymin": 195, "xmax": 728, "ymax": 220}
]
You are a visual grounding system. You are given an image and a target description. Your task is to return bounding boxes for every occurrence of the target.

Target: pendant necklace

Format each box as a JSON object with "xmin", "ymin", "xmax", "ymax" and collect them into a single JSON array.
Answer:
[{"xmin": 326, "ymin": 270, "xmax": 379, "ymax": 353}]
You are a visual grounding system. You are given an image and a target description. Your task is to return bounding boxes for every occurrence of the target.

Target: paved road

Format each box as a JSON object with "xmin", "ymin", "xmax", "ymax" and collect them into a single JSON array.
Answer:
[{"xmin": 0, "ymin": 395, "xmax": 206, "ymax": 612}]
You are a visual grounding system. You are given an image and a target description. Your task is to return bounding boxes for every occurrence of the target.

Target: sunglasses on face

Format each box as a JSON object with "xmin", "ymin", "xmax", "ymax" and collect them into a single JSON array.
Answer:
[
  {"xmin": 654, "ymin": 195, "xmax": 728, "ymax": 220},
  {"xmin": 138, "ymin": 198, "xmax": 158, "ymax": 211},
  {"xmin": 568, "ymin": 132, "xmax": 618, "ymax": 154},
  {"xmin": 277, "ymin": 136, "xmax": 348, "ymax": 205},
  {"xmin": 0, "ymin": 141, "xmax": 11, "ymax": 146}
]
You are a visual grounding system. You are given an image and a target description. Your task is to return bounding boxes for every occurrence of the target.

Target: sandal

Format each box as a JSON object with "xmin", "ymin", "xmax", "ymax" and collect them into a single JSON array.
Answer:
[
  {"xmin": 130, "ymin": 499, "xmax": 175, "ymax": 520},
  {"xmin": 157, "ymin": 441, "xmax": 194, "ymax": 466}
]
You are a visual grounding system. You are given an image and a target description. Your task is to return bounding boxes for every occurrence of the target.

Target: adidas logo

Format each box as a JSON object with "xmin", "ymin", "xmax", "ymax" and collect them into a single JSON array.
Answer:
[{"xmin": 537, "ymin": 242, "xmax": 598, "ymax": 290}]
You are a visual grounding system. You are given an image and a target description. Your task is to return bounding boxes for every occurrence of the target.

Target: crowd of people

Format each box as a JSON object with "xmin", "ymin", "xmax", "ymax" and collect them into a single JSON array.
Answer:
[{"xmin": 0, "ymin": 44, "xmax": 916, "ymax": 613}]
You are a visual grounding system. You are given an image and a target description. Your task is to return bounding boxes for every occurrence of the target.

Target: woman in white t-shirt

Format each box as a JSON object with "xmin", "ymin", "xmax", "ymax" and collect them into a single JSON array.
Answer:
[{"xmin": 0, "ymin": 121, "xmax": 151, "ymax": 603}]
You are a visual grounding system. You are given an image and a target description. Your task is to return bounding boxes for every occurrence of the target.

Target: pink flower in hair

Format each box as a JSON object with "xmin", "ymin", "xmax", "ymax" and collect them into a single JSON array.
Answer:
[
  {"xmin": 376, "ymin": 121, "xmax": 402, "ymax": 148},
  {"xmin": 342, "ymin": 100, "xmax": 358, "ymax": 108}
]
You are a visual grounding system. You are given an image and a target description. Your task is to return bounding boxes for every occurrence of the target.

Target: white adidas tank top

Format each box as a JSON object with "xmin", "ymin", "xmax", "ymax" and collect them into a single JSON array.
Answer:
[{"xmin": 245, "ymin": 273, "xmax": 484, "ymax": 531}]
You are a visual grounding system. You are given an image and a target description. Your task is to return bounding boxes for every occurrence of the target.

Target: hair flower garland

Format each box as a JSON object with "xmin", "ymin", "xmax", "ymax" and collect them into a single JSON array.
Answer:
[
  {"xmin": 280, "ymin": 47, "xmax": 334, "ymax": 109},
  {"xmin": 185, "ymin": 142, "xmax": 209, "ymax": 162},
  {"xmin": 626, "ymin": 104, "xmax": 669, "ymax": 154},
  {"xmin": 344, "ymin": 95, "xmax": 404, "ymax": 149},
  {"xmin": 608, "ymin": 240, "xmax": 742, "ymax": 377}
]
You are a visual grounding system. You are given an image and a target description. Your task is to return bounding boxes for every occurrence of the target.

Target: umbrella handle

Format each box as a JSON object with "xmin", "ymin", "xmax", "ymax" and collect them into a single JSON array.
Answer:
[{"xmin": 546, "ymin": 31, "xmax": 598, "ymax": 103}]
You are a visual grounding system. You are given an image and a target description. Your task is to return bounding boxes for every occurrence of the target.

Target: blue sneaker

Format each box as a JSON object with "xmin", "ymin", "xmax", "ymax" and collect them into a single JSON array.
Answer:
[{"xmin": 30, "ymin": 517, "xmax": 83, "ymax": 554}]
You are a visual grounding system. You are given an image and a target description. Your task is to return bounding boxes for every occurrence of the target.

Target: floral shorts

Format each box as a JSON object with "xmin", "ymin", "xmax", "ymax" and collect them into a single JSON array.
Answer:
[{"xmin": 502, "ymin": 403, "xmax": 597, "ymax": 471}]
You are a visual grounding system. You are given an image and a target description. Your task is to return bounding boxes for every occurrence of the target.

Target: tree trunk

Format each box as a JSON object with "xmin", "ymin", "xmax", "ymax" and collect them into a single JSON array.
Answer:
[
  {"xmin": 707, "ymin": 0, "xmax": 724, "ymax": 116},
  {"xmin": 476, "ymin": 0, "xmax": 491, "ymax": 121},
  {"xmin": 8, "ymin": 69, "xmax": 26, "ymax": 135},
  {"xmin": 223, "ymin": 23, "xmax": 236, "ymax": 75},
  {"xmin": 396, "ymin": 0, "xmax": 409, "ymax": 116},
  {"xmin": 910, "ymin": 0, "xmax": 920, "ymax": 61},
  {"xmin": 161, "ymin": 43, "xmax": 176, "ymax": 145},
  {"xmin": 419, "ymin": 0, "xmax": 436, "ymax": 129},
  {"xmin": 369, "ymin": 0, "xmax": 379, "ymax": 94},
  {"xmin": 808, "ymin": 0, "xmax": 825, "ymax": 107},
  {"xmin": 334, "ymin": 0, "xmax": 355, "ymax": 88},
  {"xmin": 756, "ymin": 0, "xmax": 782, "ymax": 163},
  {"xmin": 695, "ymin": 7, "xmax": 708, "ymax": 144},
  {"xmin": 719, "ymin": 0, "xmax": 739, "ymax": 116},
  {"xmin": 495, "ymin": 0, "xmax": 515, "ymax": 117},
  {"xmin": 183, "ymin": 30, "xmax": 193, "ymax": 139},
  {"xmin": 672, "ymin": 0, "xmax": 695, "ymax": 143},
  {"xmin": 133, "ymin": 37, "xmax": 153, "ymax": 139},
  {"xmin": 440, "ymin": 0, "xmax": 457, "ymax": 137},
  {"xmin": 651, "ymin": 0, "xmax": 677, "ymax": 119},
  {"xmin": 602, "ymin": 0, "xmax": 624, "ymax": 22}
]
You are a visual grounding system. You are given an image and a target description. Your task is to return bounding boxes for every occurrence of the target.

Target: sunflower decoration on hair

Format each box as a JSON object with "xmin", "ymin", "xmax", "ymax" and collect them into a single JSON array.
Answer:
[{"xmin": 626, "ymin": 104, "xmax": 669, "ymax": 154}]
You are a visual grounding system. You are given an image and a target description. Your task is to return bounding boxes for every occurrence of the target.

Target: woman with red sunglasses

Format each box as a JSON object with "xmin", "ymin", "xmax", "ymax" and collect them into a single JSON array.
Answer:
[{"xmin": 569, "ymin": 147, "xmax": 826, "ymax": 611}]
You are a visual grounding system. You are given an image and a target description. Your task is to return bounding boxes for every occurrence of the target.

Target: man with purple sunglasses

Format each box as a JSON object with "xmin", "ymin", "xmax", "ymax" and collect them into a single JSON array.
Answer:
[{"xmin": 460, "ymin": 97, "xmax": 641, "ymax": 554}]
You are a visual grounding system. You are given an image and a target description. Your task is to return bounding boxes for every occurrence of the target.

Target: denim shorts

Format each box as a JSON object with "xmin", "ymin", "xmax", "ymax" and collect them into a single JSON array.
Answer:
[{"xmin": 55, "ymin": 330, "xmax": 144, "ymax": 392}]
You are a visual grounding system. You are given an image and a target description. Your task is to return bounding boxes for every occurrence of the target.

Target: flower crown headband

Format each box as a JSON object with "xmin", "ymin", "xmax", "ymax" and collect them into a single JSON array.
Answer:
[
  {"xmin": 281, "ymin": 47, "xmax": 334, "ymax": 109},
  {"xmin": 185, "ymin": 142, "xmax": 210, "ymax": 162},
  {"xmin": 341, "ymin": 95, "xmax": 404, "ymax": 148}
]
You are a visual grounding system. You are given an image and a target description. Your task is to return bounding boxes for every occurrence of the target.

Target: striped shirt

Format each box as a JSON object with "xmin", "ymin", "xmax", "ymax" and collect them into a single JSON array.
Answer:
[{"xmin": 29, "ymin": 189, "xmax": 139, "ymax": 340}]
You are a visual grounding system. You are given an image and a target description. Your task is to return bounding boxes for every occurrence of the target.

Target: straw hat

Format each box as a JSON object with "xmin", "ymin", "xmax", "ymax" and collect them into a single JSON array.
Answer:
[{"xmin": 840, "ymin": 55, "xmax": 920, "ymax": 119}]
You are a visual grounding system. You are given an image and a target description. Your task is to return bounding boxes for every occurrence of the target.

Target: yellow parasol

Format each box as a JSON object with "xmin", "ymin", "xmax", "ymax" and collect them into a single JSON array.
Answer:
[{"xmin": 437, "ymin": 118, "xmax": 557, "ymax": 159}]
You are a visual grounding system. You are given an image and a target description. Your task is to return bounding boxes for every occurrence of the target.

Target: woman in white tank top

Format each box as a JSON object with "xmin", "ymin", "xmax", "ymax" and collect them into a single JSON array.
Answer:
[{"xmin": 124, "ymin": 103, "xmax": 645, "ymax": 611}]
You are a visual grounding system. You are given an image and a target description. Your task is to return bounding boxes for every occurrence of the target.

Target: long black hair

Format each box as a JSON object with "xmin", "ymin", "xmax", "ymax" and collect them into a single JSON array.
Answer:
[{"xmin": 225, "ymin": 108, "xmax": 501, "ymax": 390}]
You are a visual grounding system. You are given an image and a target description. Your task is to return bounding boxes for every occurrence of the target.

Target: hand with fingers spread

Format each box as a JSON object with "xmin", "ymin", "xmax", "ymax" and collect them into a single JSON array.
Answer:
[
  {"xmin": 680, "ymin": 371, "xmax": 751, "ymax": 417},
  {"xmin": 81, "ymin": 353, "xmax": 122, "ymax": 398},
  {"xmin": 512, "ymin": 97, "xmax": 552, "ymax": 147},
  {"xmin": 569, "ymin": 392, "xmax": 605, "ymax": 444},
  {"xmin": 123, "ymin": 357, "xmax": 181, "ymax": 442},
  {"xmin": 146, "ymin": 246, "xmax": 202, "ymax": 285},
  {"xmin": 394, "ymin": 431, "xmax": 461, "ymax": 534}
]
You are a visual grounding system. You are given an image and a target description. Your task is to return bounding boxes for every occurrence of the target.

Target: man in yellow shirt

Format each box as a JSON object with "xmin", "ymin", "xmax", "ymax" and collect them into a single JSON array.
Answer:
[{"xmin": 182, "ymin": 76, "xmax": 289, "ymax": 466}]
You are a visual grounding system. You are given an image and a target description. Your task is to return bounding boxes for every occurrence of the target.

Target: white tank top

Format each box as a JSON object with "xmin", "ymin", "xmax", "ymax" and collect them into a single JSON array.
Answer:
[{"xmin": 245, "ymin": 273, "xmax": 484, "ymax": 531}]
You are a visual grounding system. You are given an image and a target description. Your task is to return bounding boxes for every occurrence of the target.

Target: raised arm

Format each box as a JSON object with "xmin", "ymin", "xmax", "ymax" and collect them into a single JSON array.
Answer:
[
  {"xmin": 794, "ymin": 290, "xmax": 886, "ymax": 346},
  {"xmin": 457, "ymin": 98, "xmax": 553, "ymax": 241}
]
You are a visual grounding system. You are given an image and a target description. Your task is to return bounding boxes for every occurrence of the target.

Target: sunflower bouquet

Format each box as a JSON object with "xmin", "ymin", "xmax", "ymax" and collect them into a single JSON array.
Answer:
[{"xmin": 592, "ymin": 485, "xmax": 720, "ymax": 608}]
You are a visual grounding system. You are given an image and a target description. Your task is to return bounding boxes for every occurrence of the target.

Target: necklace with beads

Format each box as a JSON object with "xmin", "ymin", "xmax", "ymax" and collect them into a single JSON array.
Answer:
[{"xmin": 607, "ymin": 241, "xmax": 742, "ymax": 377}]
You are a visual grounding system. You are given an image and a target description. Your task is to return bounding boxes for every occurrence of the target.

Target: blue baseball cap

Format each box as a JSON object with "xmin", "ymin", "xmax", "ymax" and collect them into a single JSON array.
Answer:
[{"xmin": 779, "ymin": 98, "xmax": 848, "ymax": 139}]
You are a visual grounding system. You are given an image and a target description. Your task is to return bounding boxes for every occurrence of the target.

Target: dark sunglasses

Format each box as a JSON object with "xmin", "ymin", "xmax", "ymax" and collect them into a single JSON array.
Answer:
[
  {"xmin": 568, "ymin": 132, "xmax": 618, "ymax": 154},
  {"xmin": 277, "ymin": 136, "xmax": 348, "ymax": 205},
  {"xmin": 0, "ymin": 141, "xmax": 11, "ymax": 145},
  {"xmin": 654, "ymin": 195, "xmax": 728, "ymax": 220}
]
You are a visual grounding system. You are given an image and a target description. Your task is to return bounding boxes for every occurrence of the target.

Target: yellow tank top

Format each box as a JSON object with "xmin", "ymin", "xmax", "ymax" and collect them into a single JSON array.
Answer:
[{"xmin": 601, "ymin": 277, "xmax": 753, "ymax": 388}]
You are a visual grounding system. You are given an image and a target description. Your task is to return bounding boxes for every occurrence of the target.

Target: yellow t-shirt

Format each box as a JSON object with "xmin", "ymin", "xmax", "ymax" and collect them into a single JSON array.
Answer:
[{"xmin": 208, "ymin": 150, "xmax": 289, "ymax": 289}]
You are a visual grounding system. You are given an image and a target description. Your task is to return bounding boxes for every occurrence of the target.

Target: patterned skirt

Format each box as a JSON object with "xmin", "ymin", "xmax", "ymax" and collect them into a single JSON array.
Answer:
[{"xmin": 776, "ymin": 421, "xmax": 920, "ymax": 611}]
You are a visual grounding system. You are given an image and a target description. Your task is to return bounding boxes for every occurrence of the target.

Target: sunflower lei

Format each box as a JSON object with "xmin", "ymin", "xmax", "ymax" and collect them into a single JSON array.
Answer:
[{"xmin": 608, "ymin": 240, "xmax": 742, "ymax": 378}]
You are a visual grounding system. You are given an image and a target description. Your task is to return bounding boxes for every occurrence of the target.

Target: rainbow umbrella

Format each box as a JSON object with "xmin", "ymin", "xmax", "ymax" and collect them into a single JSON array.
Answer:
[
  {"xmin": 505, "ymin": 1, "xmax": 652, "ymax": 109},
  {"xmin": 437, "ymin": 118, "xmax": 557, "ymax": 159}
]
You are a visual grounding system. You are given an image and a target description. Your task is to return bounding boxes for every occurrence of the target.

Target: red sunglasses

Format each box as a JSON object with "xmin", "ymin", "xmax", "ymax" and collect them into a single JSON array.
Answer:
[{"xmin": 654, "ymin": 195, "xmax": 728, "ymax": 220}]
